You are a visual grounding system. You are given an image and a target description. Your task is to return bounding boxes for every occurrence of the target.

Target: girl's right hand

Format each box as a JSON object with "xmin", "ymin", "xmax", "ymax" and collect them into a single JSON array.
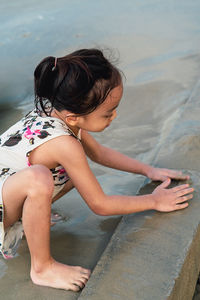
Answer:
[{"xmin": 152, "ymin": 178, "xmax": 194, "ymax": 212}]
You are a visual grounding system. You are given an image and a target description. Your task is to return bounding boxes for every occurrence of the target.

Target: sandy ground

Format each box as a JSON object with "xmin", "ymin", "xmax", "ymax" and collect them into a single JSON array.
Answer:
[{"xmin": 1, "ymin": 1, "xmax": 200, "ymax": 299}]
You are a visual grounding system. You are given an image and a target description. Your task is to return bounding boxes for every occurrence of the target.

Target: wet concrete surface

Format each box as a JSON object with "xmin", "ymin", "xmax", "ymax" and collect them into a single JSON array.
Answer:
[
  {"xmin": 0, "ymin": 174, "xmax": 141, "ymax": 300},
  {"xmin": 1, "ymin": 1, "xmax": 200, "ymax": 299},
  {"xmin": 79, "ymin": 170, "xmax": 200, "ymax": 300},
  {"xmin": 79, "ymin": 79, "xmax": 200, "ymax": 300}
]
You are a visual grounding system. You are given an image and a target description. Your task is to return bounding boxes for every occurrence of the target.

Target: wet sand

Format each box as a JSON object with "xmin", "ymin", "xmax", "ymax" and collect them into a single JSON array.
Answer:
[{"xmin": 1, "ymin": 1, "xmax": 200, "ymax": 299}]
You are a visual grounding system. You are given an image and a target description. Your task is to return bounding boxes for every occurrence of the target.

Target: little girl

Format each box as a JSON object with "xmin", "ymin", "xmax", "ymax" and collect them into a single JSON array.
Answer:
[{"xmin": 0, "ymin": 48, "xmax": 193, "ymax": 291}]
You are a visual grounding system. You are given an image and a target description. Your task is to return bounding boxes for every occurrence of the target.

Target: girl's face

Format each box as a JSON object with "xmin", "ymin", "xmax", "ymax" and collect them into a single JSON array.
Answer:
[{"xmin": 76, "ymin": 84, "xmax": 123, "ymax": 132}]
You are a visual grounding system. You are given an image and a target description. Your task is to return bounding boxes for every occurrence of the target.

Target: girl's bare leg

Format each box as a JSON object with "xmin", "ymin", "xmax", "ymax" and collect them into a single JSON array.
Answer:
[{"xmin": 2, "ymin": 165, "xmax": 90, "ymax": 291}]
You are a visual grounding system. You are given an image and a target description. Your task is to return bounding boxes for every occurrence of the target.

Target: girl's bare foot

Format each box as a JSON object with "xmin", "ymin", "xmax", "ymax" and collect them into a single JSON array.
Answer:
[{"xmin": 30, "ymin": 259, "xmax": 91, "ymax": 291}]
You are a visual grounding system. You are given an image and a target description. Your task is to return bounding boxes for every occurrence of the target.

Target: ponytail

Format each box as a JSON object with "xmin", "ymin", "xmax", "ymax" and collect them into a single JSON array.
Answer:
[{"xmin": 34, "ymin": 49, "xmax": 122, "ymax": 116}]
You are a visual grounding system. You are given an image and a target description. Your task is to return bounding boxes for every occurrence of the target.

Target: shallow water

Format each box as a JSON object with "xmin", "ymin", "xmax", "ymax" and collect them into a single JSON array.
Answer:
[{"xmin": 1, "ymin": 0, "xmax": 200, "ymax": 299}]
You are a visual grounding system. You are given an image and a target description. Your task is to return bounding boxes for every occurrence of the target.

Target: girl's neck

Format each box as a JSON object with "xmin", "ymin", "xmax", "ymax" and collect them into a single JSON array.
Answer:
[{"xmin": 50, "ymin": 109, "xmax": 80, "ymax": 138}]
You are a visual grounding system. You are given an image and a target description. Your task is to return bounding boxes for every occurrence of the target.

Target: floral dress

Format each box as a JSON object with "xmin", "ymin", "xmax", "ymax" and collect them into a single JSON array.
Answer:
[{"xmin": 0, "ymin": 109, "xmax": 81, "ymax": 259}]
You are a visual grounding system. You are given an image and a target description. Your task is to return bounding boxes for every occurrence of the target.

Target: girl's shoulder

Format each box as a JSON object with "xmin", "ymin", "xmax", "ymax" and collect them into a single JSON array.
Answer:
[
  {"xmin": 0, "ymin": 109, "xmax": 80, "ymax": 151},
  {"xmin": 22, "ymin": 109, "xmax": 71, "ymax": 136}
]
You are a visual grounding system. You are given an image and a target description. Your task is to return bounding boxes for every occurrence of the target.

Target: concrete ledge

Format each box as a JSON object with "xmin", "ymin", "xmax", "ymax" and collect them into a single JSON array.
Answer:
[
  {"xmin": 79, "ymin": 171, "xmax": 200, "ymax": 300},
  {"xmin": 79, "ymin": 80, "xmax": 200, "ymax": 300}
]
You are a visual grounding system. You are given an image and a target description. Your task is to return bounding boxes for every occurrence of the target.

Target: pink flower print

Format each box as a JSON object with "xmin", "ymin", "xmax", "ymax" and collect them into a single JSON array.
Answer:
[
  {"xmin": 3, "ymin": 253, "xmax": 13, "ymax": 259},
  {"xmin": 27, "ymin": 159, "xmax": 31, "ymax": 167},
  {"xmin": 58, "ymin": 168, "xmax": 70, "ymax": 182},
  {"xmin": 59, "ymin": 168, "xmax": 66, "ymax": 174},
  {"xmin": 24, "ymin": 127, "xmax": 41, "ymax": 139},
  {"xmin": 58, "ymin": 168, "xmax": 69, "ymax": 181}
]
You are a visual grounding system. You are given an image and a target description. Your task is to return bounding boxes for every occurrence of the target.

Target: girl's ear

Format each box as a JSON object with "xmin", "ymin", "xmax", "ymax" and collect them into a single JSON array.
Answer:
[{"xmin": 65, "ymin": 115, "xmax": 79, "ymax": 126}]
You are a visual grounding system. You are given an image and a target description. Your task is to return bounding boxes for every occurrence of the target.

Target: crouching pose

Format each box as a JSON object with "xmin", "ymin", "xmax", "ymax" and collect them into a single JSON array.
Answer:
[{"xmin": 0, "ymin": 49, "xmax": 193, "ymax": 291}]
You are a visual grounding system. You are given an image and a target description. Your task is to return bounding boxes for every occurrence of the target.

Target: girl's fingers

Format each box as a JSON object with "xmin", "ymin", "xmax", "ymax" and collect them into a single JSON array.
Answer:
[
  {"xmin": 165, "ymin": 170, "xmax": 190, "ymax": 180},
  {"xmin": 176, "ymin": 194, "xmax": 193, "ymax": 203},
  {"xmin": 174, "ymin": 202, "xmax": 189, "ymax": 210},
  {"xmin": 171, "ymin": 184, "xmax": 189, "ymax": 192},
  {"xmin": 175, "ymin": 187, "xmax": 194, "ymax": 197},
  {"xmin": 168, "ymin": 170, "xmax": 182, "ymax": 176},
  {"xmin": 157, "ymin": 178, "xmax": 171, "ymax": 189}
]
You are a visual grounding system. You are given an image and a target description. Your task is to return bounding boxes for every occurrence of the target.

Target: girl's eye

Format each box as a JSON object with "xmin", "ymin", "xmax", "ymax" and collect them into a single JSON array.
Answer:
[{"xmin": 104, "ymin": 115, "xmax": 112, "ymax": 119}]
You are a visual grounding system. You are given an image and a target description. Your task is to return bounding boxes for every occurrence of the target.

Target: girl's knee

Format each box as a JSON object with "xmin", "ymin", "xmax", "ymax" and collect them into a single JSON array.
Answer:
[{"xmin": 27, "ymin": 165, "xmax": 54, "ymax": 197}]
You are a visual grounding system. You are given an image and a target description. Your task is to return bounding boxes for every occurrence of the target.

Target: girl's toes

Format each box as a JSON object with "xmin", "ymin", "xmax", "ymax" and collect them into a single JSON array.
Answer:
[
  {"xmin": 74, "ymin": 280, "xmax": 85, "ymax": 289},
  {"xmin": 80, "ymin": 277, "xmax": 88, "ymax": 285},
  {"xmin": 71, "ymin": 284, "xmax": 81, "ymax": 292}
]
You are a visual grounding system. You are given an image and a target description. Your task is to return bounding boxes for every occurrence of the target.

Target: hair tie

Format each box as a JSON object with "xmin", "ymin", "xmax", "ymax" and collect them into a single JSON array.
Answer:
[{"xmin": 52, "ymin": 57, "xmax": 57, "ymax": 71}]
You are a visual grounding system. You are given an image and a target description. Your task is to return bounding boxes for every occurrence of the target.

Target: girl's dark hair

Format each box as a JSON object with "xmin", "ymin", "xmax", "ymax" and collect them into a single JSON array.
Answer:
[{"xmin": 34, "ymin": 48, "xmax": 122, "ymax": 116}]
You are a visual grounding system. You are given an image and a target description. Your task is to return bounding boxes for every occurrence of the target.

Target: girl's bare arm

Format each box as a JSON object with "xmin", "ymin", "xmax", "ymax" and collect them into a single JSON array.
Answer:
[
  {"xmin": 49, "ymin": 135, "xmax": 193, "ymax": 216},
  {"xmin": 81, "ymin": 130, "xmax": 189, "ymax": 181}
]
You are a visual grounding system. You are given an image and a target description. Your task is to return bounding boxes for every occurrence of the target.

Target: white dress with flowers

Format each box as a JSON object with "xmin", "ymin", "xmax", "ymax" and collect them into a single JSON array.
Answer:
[{"xmin": 0, "ymin": 109, "xmax": 81, "ymax": 259}]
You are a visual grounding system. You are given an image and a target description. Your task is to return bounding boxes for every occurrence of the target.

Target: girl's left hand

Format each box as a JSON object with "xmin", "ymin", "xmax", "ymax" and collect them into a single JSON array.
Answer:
[{"xmin": 147, "ymin": 167, "xmax": 190, "ymax": 182}]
